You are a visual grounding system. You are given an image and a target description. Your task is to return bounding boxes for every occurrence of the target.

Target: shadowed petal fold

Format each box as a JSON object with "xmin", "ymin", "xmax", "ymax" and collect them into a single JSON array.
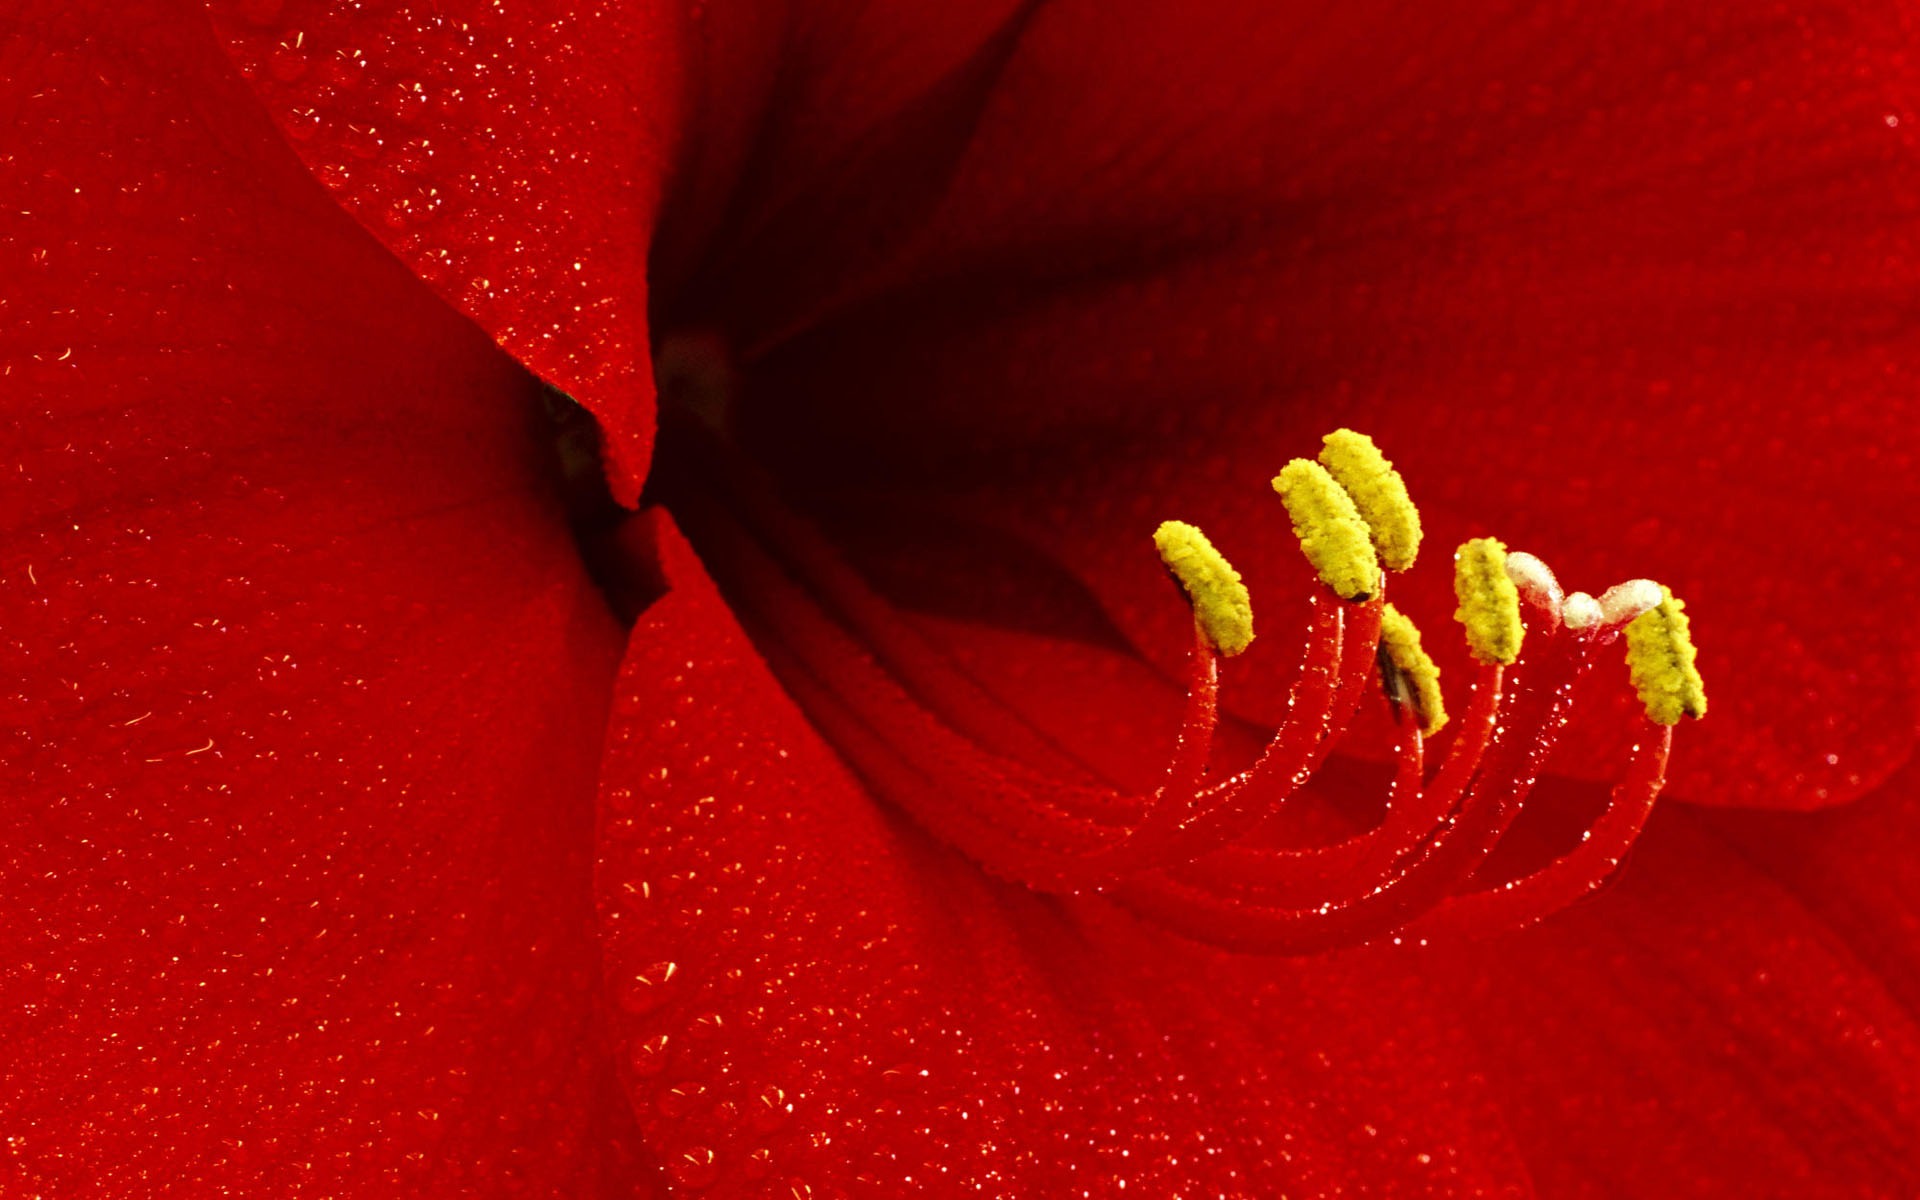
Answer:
[
  {"xmin": 690, "ymin": 0, "xmax": 1920, "ymax": 811},
  {"xmin": 206, "ymin": 0, "xmax": 691, "ymax": 499}
]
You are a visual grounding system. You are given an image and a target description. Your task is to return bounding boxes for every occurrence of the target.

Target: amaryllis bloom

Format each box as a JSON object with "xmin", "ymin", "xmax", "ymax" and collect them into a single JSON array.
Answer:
[{"xmin": 6, "ymin": 0, "xmax": 1920, "ymax": 1194}]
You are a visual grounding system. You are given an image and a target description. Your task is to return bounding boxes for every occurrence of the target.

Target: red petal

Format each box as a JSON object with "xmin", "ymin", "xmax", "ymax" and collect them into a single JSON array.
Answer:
[
  {"xmin": 1706, "ymin": 756, "xmax": 1920, "ymax": 1023},
  {"xmin": 2, "ymin": 6, "xmax": 643, "ymax": 1191},
  {"xmin": 605, "ymin": 513, "xmax": 1920, "ymax": 1193},
  {"xmin": 204, "ymin": 0, "xmax": 692, "ymax": 501},
  {"xmin": 1441, "ymin": 767, "xmax": 1920, "ymax": 1194},
  {"xmin": 691, "ymin": 0, "xmax": 1920, "ymax": 810}
]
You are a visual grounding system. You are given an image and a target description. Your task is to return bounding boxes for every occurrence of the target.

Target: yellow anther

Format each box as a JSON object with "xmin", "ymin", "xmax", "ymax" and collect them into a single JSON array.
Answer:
[
  {"xmin": 1454, "ymin": 537, "xmax": 1524, "ymax": 665},
  {"xmin": 1625, "ymin": 585, "xmax": 1707, "ymax": 724},
  {"xmin": 1378, "ymin": 603, "xmax": 1448, "ymax": 735},
  {"xmin": 1272, "ymin": 459, "xmax": 1380, "ymax": 600},
  {"xmin": 1318, "ymin": 429, "xmax": 1422, "ymax": 571},
  {"xmin": 1153, "ymin": 520, "xmax": 1255, "ymax": 657}
]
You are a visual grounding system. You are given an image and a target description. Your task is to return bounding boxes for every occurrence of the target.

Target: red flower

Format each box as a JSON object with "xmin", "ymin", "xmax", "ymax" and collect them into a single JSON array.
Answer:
[{"xmin": 7, "ymin": 0, "xmax": 1919, "ymax": 1195}]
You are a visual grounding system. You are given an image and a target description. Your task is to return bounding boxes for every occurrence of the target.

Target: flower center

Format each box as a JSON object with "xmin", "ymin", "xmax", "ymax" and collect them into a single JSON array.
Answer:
[{"xmin": 647, "ymin": 335, "xmax": 1706, "ymax": 954}]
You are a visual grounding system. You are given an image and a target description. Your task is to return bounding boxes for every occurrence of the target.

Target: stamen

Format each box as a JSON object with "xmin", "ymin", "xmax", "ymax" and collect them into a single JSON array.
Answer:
[
  {"xmin": 1407, "ymin": 586, "xmax": 1707, "ymax": 938},
  {"xmin": 1408, "ymin": 717, "xmax": 1671, "ymax": 937},
  {"xmin": 1625, "ymin": 585, "xmax": 1707, "ymax": 723},
  {"xmin": 1153, "ymin": 520, "xmax": 1255, "ymax": 657},
  {"xmin": 1155, "ymin": 656, "xmax": 1502, "ymax": 910},
  {"xmin": 1378, "ymin": 603, "xmax": 1446, "ymax": 735},
  {"xmin": 652, "ymin": 404, "xmax": 1706, "ymax": 954},
  {"xmin": 1317, "ymin": 429, "xmax": 1422, "ymax": 570},
  {"xmin": 1119, "ymin": 614, "xmax": 1586, "ymax": 953},
  {"xmin": 1108, "ymin": 594, "xmax": 1351, "ymax": 867},
  {"xmin": 1454, "ymin": 537, "xmax": 1524, "ymax": 664},
  {"xmin": 1272, "ymin": 459, "xmax": 1380, "ymax": 601}
]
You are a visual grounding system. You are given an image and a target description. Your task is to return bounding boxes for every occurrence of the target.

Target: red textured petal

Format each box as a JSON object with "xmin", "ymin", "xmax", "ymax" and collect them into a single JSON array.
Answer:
[
  {"xmin": 205, "ymin": 0, "xmax": 690, "ymax": 501},
  {"xmin": 1705, "ymin": 756, "xmax": 1920, "ymax": 1023},
  {"xmin": 601, "ymin": 512, "xmax": 1532, "ymax": 1195},
  {"xmin": 682, "ymin": 0, "xmax": 1920, "ymax": 810},
  {"xmin": 1, "ymin": 6, "xmax": 643, "ymax": 1192},
  {"xmin": 1439, "ymin": 769, "xmax": 1920, "ymax": 1195}
]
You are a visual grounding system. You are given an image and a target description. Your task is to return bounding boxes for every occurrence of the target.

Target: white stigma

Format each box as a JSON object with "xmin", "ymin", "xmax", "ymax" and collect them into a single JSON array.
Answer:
[
  {"xmin": 1598, "ymin": 579, "xmax": 1664, "ymax": 627},
  {"xmin": 1562, "ymin": 591, "xmax": 1603, "ymax": 630},
  {"xmin": 1503, "ymin": 551, "xmax": 1564, "ymax": 611}
]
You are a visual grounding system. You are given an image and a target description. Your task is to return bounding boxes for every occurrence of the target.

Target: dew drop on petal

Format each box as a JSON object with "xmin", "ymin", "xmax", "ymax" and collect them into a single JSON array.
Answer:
[{"xmin": 667, "ymin": 1145, "xmax": 717, "ymax": 1190}]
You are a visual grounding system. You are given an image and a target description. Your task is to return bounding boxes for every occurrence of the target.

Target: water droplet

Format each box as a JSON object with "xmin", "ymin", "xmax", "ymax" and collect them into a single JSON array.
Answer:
[
  {"xmin": 340, "ymin": 123, "xmax": 383, "ymax": 161},
  {"xmin": 618, "ymin": 960, "xmax": 680, "ymax": 1014},
  {"xmin": 668, "ymin": 1145, "xmax": 717, "ymax": 1190},
  {"xmin": 284, "ymin": 107, "xmax": 322, "ymax": 142},
  {"xmin": 268, "ymin": 43, "xmax": 308, "ymax": 82},
  {"xmin": 323, "ymin": 49, "xmax": 368, "ymax": 89},
  {"xmin": 879, "ymin": 1064, "xmax": 925, "ymax": 1091},
  {"xmin": 752, "ymin": 1084, "xmax": 792, "ymax": 1132},
  {"xmin": 628, "ymin": 1032, "xmax": 671, "ymax": 1077},
  {"xmin": 656, "ymin": 1081, "xmax": 707, "ymax": 1119}
]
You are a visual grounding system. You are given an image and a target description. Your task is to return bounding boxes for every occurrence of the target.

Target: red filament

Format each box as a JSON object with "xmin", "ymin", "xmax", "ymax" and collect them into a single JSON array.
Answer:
[{"xmin": 658, "ymin": 419, "xmax": 1683, "ymax": 952}]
